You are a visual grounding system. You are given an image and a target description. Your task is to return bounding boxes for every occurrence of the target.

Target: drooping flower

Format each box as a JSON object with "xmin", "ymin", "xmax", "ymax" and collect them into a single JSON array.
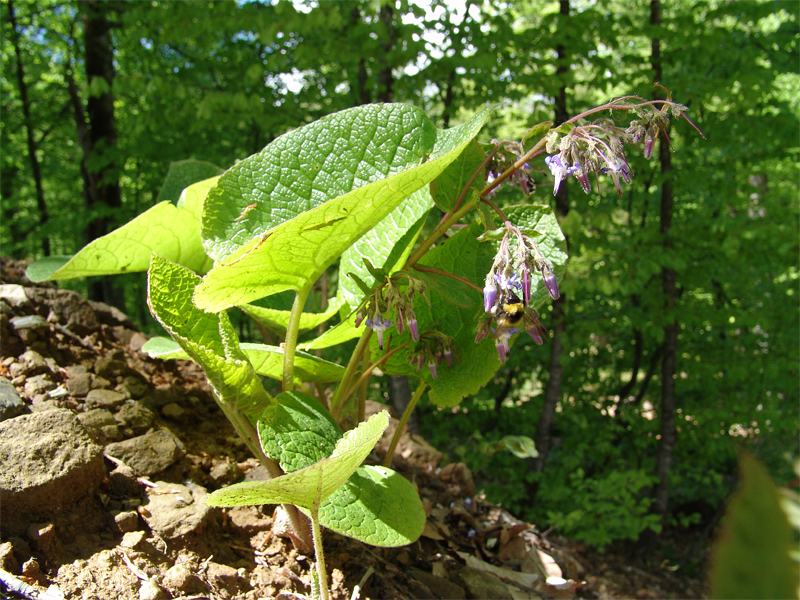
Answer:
[
  {"xmin": 365, "ymin": 315, "xmax": 393, "ymax": 350},
  {"xmin": 483, "ymin": 279, "xmax": 498, "ymax": 313},
  {"xmin": 427, "ymin": 360, "xmax": 438, "ymax": 379}
]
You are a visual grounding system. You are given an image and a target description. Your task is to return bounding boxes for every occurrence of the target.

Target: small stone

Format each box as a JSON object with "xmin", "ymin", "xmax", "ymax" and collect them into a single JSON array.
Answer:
[
  {"xmin": 90, "ymin": 376, "xmax": 112, "ymax": 390},
  {"xmin": 30, "ymin": 399, "xmax": 58, "ymax": 412},
  {"xmin": 10, "ymin": 315, "xmax": 47, "ymax": 330},
  {"xmin": 105, "ymin": 430, "xmax": 185, "ymax": 476},
  {"xmin": 139, "ymin": 481, "xmax": 211, "ymax": 539},
  {"xmin": 21, "ymin": 557, "xmax": 41, "ymax": 578},
  {"xmin": 138, "ymin": 579, "xmax": 167, "ymax": 600},
  {"xmin": 115, "ymin": 401, "xmax": 155, "ymax": 434},
  {"xmin": 26, "ymin": 522, "xmax": 60, "ymax": 562},
  {"xmin": 206, "ymin": 561, "xmax": 240, "ymax": 596},
  {"xmin": 116, "ymin": 376, "xmax": 148, "ymax": 400},
  {"xmin": 66, "ymin": 373, "xmax": 92, "ymax": 397},
  {"xmin": 161, "ymin": 403, "xmax": 185, "ymax": 420},
  {"xmin": 0, "ymin": 541, "xmax": 19, "ymax": 573},
  {"xmin": 119, "ymin": 530, "xmax": 147, "ymax": 549},
  {"xmin": 64, "ymin": 365, "xmax": 88, "ymax": 377},
  {"xmin": 209, "ymin": 460, "xmax": 244, "ymax": 487},
  {"xmin": 85, "ymin": 388, "xmax": 127, "ymax": 409},
  {"xmin": 114, "ymin": 511, "xmax": 140, "ymax": 533},
  {"xmin": 77, "ymin": 409, "xmax": 121, "ymax": 444},
  {"xmin": 162, "ymin": 563, "xmax": 206, "ymax": 594},
  {"xmin": 18, "ymin": 350, "xmax": 48, "ymax": 374},
  {"xmin": 23, "ymin": 374, "xmax": 56, "ymax": 398},
  {"xmin": 109, "ymin": 464, "xmax": 141, "ymax": 497},
  {"xmin": 0, "ymin": 376, "xmax": 28, "ymax": 422},
  {"xmin": 94, "ymin": 358, "xmax": 128, "ymax": 379},
  {"xmin": 0, "ymin": 284, "xmax": 28, "ymax": 307}
]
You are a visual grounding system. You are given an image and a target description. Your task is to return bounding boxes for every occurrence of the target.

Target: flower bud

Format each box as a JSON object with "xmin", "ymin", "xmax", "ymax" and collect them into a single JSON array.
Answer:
[
  {"xmin": 428, "ymin": 361, "xmax": 438, "ymax": 379},
  {"xmin": 483, "ymin": 282, "xmax": 498, "ymax": 313},
  {"xmin": 542, "ymin": 270, "xmax": 559, "ymax": 300}
]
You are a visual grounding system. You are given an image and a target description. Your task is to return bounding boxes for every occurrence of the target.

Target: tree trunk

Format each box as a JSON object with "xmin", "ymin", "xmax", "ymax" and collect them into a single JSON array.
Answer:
[
  {"xmin": 651, "ymin": 0, "xmax": 677, "ymax": 520},
  {"xmin": 527, "ymin": 0, "xmax": 570, "ymax": 497},
  {"xmin": 376, "ymin": 3, "xmax": 394, "ymax": 103},
  {"xmin": 82, "ymin": 0, "xmax": 124, "ymax": 306},
  {"xmin": 8, "ymin": 0, "xmax": 50, "ymax": 256}
]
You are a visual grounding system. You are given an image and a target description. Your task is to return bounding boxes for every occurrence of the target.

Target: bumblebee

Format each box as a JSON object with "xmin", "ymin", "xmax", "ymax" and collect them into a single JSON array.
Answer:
[{"xmin": 490, "ymin": 290, "xmax": 526, "ymax": 329}]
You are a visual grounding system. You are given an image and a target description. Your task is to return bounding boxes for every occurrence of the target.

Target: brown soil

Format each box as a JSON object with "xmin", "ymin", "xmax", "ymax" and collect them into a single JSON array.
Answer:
[{"xmin": 0, "ymin": 257, "xmax": 705, "ymax": 600}]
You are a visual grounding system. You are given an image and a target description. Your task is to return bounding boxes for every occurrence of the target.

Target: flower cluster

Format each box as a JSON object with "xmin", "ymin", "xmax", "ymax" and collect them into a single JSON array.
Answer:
[
  {"xmin": 408, "ymin": 331, "xmax": 456, "ymax": 380},
  {"xmin": 485, "ymin": 141, "xmax": 536, "ymax": 198},
  {"xmin": 355, "ymin": 276, "xmax": 425, "ymax": 350},
  {"xmin": 476, "ymin": 223, "xmax": 554, "ymax": 362},
  {"xmin": 544, "ymin": 100, "xmax": 688, "ymax": 197}
]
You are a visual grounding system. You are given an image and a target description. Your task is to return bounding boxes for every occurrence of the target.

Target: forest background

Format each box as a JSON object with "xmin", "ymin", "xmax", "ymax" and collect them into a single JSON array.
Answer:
[{"xmin": 2, "ymin": 0, "xmax": 798, "ymax": 566}]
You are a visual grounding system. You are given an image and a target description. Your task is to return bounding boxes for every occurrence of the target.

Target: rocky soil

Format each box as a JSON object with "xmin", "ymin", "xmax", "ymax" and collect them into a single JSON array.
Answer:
[{"xmin": 0, "ymin": 257, "xmax": 703, "ymax": 600}]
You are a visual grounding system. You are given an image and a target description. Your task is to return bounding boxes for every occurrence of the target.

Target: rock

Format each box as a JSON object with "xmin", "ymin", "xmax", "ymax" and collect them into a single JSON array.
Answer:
[
  {"xmin": 64, "ymin": 365, "xmax": 88, "ymax": 377},
  {"xmin": 18, "ymin": 350, "xmax": 48, "ymax": 374},
  {"xmin": 24, "ymin": 288, "xmax": 100, "ymax": 335},
  {"xmin": 0, "ymin": 409, "xmax": 105, "ymax": 536},
  {"xmin": 105, "ymin": 430, "xmax": 185, "ymax": 476},
  {"xmin": 91, "ymin": 376, "xmax": 112, "ymax": 390},
  {"xmin": 119, "ymin": 531, "xmax": 148, "ymax": 550},
  {"xmin": 117, "ymin": 376, "xmax": 149, "ymax": 400},
  {"xmin": 206, "ymin": 561, "xmax": 241, "ymax": 597},
  {"xmin": 139, "ymin": 481, "xmax": 212, "ymax": 539},
  {"xmin": 440, "ymin": 462, "xmax": 476, "ymax": 498},
  {"xmin": 23, "ymin": 373, "xmax": 56, "ymax": 398},
  {"xmin": 0, "ymin": 284, "xmax": 29, "ymax": 307},
  {"xmin": 161, "ymin": 402, "xmax": 185, "ymax": 420},
  {"xmin": 115, "ymin": 401, "xmax": 155, "ymax": 434},
  {"xmin": 77, "ymin": 409, "xmax": 122, "ymax": 443},
  {"xmin": 27, "ymin": 522, "xmax": 61, "ymax": 563},
  {"xmin": 10, "ymin": 314, "xmax": 48, "ymax": 331},
  {"xmin": 94, "ymin": 358, "xmax": 128, "ymax": 379},
  {"xmin": 66, "ymin": 372, "xmax": 92, "ymax": 397},
  {"xmin": 0, "ymin": 541, "xmax": 18, "ymax": 573},
  {"xmin": 85, "ymin": 388, "xmax": 127, "ymax": 409},
  {"xmin": 129, "ymin": 332, "xmax": 148, "ymax": 351},
  {"xmin": 30, "ymin": 399, "xmax": 59, "ymax": 412},
  {"xmin": 162, "ymin": 563, "xmax": 206, "ymax": 595},
  {"xmin": 114, "ymin": 511, "xmax": 140, "ymax": 533},
  {"xmin": 138, "ymin": 579, "xmax": 168, "ymax": 600},
  {"xmin": 457, "ymin": 567, "xmax": 513, "ymax": 600},
  {"xmin": 0, "ymin": 376, "xmax": 28, "ymax": 421},
  {"xmin": 108, "ymin": 463, "xmax": 142, "ymax": 498},
  {"xmin": 209, "ymin": 459, "xmax": 244, "ymax": 487},
  {"xmin": 55, "ymin": 550, "xmax": 139, "ymax": 599}
]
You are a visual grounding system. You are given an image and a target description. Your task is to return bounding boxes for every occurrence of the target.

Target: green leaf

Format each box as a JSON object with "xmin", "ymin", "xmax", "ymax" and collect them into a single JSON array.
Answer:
[
  {"xmin": 240, "ymin": 298, "xmax": 343, "ymax": 333},
  {"xmin": 410, "ymin": 267, "xmax": 478, "ymax": 309},
  {"xmin": 498, "ymin": 435, "xmax": 539, "ymax": 459},
  {"xmin": 429, "ymin": 139, "xmax": 486, "ymax": 213},
  {"xmin": 299, "ymin": 310, "xmax": 362, "ymax": 351},
  {"xmin": 206, "ymin": 410, "xmax": 389, "ymax": 510},
  {"xmin": 157, "ymin": 159, "xmax": 224, "ymax": 203},
  {"xmin": 709, "ymin": 453, "xmax": 799, "ymax": 600},
  {"xmin": 143, "ymin": 337, "xmax": 344, "ymax": 383},
  {"xmin": 194, "ymin": 105, "xmax": 492, "ymax": 312},
  {"xmin": 319, "ymin": 465, "xmax": 426, "ymax": 547},
  {"xmin": 522, "ymin": 120, "xmax": 554, "ymax": 144},
  {"xmin": 257, "ymin": 391, "xmax": 341, "ymax": 472},
  {"xmin": 147, "ymin": 254, "xmax": 272, "ymax": 415},
  {"xmin": 26, "ymin": 177, "xmax": 219, "ymax": 282}
]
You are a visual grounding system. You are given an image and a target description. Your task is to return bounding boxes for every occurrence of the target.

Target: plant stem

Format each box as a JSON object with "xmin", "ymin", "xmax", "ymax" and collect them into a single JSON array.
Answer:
[
  {"xmin": 330, "ymin": 329, "xmax": 372, "ymax": 420},
  {"xmin": 310, "ymin": 509, "xmax": 330, "ymax": 600},
  {"xmin": 282, "ymin": 286, "xmax": 311, "ymax": 392},
  {"xmin": 412, "ymin": 264, "xmax": 483, "ymax": 292},
  {"xmin": 383, "ymin": 380, "xmax": 427, "ymax": 468},
  {"xmin": 357, "ymin": 352, "xmax": 370, "ymax": 424},
  {"xmin": 344, "ymin": 342, "xmax": 408, "ymax": 403}
]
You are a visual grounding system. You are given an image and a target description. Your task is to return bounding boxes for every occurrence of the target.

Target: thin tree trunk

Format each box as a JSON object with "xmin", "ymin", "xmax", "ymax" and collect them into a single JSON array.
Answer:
[
  {"xmin": 527, "ymin": 0, "xmax": 570, "ymax": 496},
  {"xmin": 83, "ymin": 0, "xmax": 124, "ymax": 307},
  {"xmin": 441, "ymin": 69, "xmax": 457, "ymax": 128},
  {"xmin": 8, "ymin": 0, "xmax": 50, "ymax": 256},
  {"xmin": 376, "ymin": 3, "xmax": 394, "ymax": 103},
  {"xmin": 651, "ymin": 0, "xmax": 677, "ymax": 520}
]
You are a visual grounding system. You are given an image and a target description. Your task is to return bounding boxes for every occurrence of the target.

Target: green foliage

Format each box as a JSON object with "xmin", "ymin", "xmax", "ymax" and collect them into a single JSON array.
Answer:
[{"xmin": 708, "ymin": 453, "xmax": 799, "ymax": 600}]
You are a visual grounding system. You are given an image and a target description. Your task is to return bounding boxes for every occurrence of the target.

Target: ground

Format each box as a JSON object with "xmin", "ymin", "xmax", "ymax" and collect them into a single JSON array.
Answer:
[{"xmin": 0, "ymin": 257, "xmax": 705, "ymax": 600}]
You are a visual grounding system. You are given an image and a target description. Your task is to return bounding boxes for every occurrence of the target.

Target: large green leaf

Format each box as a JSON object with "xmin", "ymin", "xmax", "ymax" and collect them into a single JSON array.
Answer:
[
  {"xmin": 206, "ymin": 411, "xmax": 389, "ymax": 510},
  {"xmin": 147, "ymin": 254, "xmax": 272, "ymax": 415},
  {"xmin": 26, "ymin": 177, "xmax": 218, "ymax": 282},
  {"xmin": 336, "ymin": 188, "xmax": 432, "ymax": 311},
  {"xmin": 142, "ymin": 337, "xmax": 345, "ymax": 383},
  {"xmin": 320, "ymin": 465, "xmax": 426, "ymax": 547},
  {"xmin": 157, "ymin": 159, "xmax": 224, "ymax": 203},
  {"xmin": 193, "ymin": 106, "xmax": 492, "ymax": 312},
  {"xmin": 709, "ymin": 453, "xmax": 799, "ymax": 600},
  {"xmin": 429, "ymin": 139, "xmax": 486, "ymax": 213},
  {"xmin": 241, "ymin": 297, "xmax": 344, "ymax": 333}
]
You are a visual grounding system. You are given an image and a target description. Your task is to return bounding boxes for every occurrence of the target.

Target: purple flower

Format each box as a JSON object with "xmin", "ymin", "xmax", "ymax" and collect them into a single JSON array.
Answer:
[
  {"xmin": 365, "ymin": 315, "xmax": 393, "ymax": 350},
  {"xmin": 542, "ymin": 270, "xmax": 559, "ymax": 300},
  {"xmin": 522, "ymin": 267, "xmax": 531, "ymax": 306},
  {"xmin": 407, "ymin": 315, "xmax": 419, "ymax": 342},
  {"xmin": 483, "ymin": 281, "xmax": 498, "ymax": 312},
  {"xmin": 644, "ymin": 135, "xmax": 655, "ymax": 159},
  {"xmin": 574, "ymin": 168, "xmax": 592, "ymax": 194},
  {"xmin": 545, "ymin": 155, "xmax": 579, "ymax": 196},
  {"xmin": 428, "ymin": 361, "xmax": 438, "ymax": 379},
  {"xmin": 443, "ymin": 349, "xmax": 453, "ymax": 367},
  {"xmin": 493, "ymin": 328, "xmax": 517, "ymax": 363},
  {"xmin": 527, "ymin": 327, "xmax": 544, "ymax": 345}
]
